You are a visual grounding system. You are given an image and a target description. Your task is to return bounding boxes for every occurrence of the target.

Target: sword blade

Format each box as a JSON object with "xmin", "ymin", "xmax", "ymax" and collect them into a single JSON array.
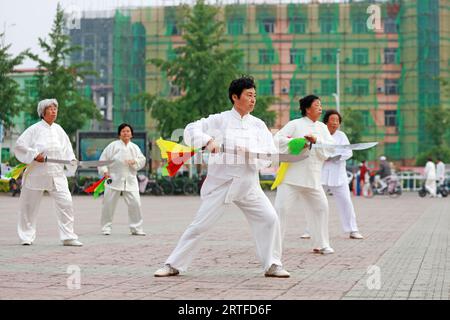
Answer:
[
  {"xmin": 222, "ymin": 148, "xmax": 309, "ymax": 163},
  {"xmin": 313, "ymin": 142, "xmax": 378, "ymax": 151},
  {"xmin": 78, "ymin": 160, "xmax": 114, "ymax": 168}
]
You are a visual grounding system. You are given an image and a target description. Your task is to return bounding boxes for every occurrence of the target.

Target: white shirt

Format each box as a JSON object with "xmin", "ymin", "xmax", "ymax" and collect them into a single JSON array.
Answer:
[
  {"xmin": 424, "ymin": 161, "xmax": 436, "ymax": 180},
  {"xmin": 98, "ymin": 140, "xmax": 146, "ymax": 192},
  {"xmin": 274, "ymin": 117, "xmax": 334, "ymax": 189},
  {"xmin": 436, "ymin": 161, "xmax": 445, "ymax": 180},
  {"xmin": 184, "ymin": 107, "xmax": 276, "ymax": 201},
  {"xmin": 14, "ymin": 120, "xmax": 76, "ymax": 191},
  {"xmin": 321, "ymin": 130, "xmax": 353, "ymax": 187}
]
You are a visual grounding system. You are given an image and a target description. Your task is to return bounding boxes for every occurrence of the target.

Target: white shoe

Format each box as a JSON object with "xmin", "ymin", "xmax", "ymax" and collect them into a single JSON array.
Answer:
[
  {"xmin": 63, "ymin": 239, "xmax": 83, "ymax": 247},
  {"xmin": 154, "ymin": 264, "xmax": 179, "ymax": 277},
  {"xmin": 131, "ymin": 230, "xmax": 146, "ymax": 236},
  {"xmin": 319, "ymin": 247, "xmax": 335, "ymax": 255},
  {"xmin": 21, "ymin": 241, "xmax": 32, "ymax": 246},
  {"xmin": 102, "ymin": 230, "xmax": 111, "ymax": 235},
  {"xmin": 300, "ymin": 233, "xmax": 311, "ymax": 239},
  {"xmin": 350, "ymin": 231, "xmax": 364, "ymax": 239},
  {"xmin": 264, "ymin": 264, "xmax": 290, "ymax": 278}
]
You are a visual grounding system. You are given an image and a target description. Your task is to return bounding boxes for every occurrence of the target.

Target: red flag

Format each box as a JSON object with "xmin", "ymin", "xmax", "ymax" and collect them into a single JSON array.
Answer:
[{"xmin": 84, "ymin": 177, "xmax": 106, "ymax": 193}]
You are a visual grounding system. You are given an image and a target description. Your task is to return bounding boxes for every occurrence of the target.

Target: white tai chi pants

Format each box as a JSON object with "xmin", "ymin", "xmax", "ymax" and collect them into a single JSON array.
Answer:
[
  {"xmin": 425, "ymin": 179, "xmax": 437, "ymax": 197},
  {"xmin": 166, "ymin": 182, "xmax": 282, "ymax": 272},
  {"xmin": 101, "ymin": 187, "xmax": 144, "ymax": 233},
  {"xmin": 323, "ymin": 184, "xmax": 359, "ymax": 233},
  {"xmin": 18, "ymin": 185, "xmax": 78, "ymax": 243},
  {"xmin": 274, "ymin": 183, "xmax": 330, "ymax": 252}
]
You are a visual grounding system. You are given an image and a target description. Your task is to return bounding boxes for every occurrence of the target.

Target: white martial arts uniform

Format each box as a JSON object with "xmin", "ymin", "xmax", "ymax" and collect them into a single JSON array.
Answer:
[
  {"xmin": 165, "ymin": 107, "xmax": 282, "ymax": 272},
  {"xmin": 424, "ymin": 160, "xmax": 437, "ymax": 197},
  {"xmin": 436, "ymin": 161, "xmax": 445, "ymax": 186},
  {"xmin": 98, "ymin": 140, "xmax": 146, "ymax": 234},
  {"xmin": 321, "ymin": 130, "xmax": 359, "ymax": 233},
  {"xmin": 273, "ymin": 117, "xmax": 334, "ymax": 252},
  {"xmin": 14, "ymin": 120, "xmax": 79, "ymax": 243}
]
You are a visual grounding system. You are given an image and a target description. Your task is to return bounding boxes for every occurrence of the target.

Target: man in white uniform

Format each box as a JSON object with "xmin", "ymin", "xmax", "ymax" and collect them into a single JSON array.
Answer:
[
  {"xmin": 98, "ymin": 123, "xmax": 147, "ymax": 235},
  {"xmin": 154, "ymin": 76, "xmax": 289, "ymax": 278},
  {"xmin": 424, "ymin": 157, "xmax": 437, "ymax": 197},
  {"xmin": 321, "ymin": 110, "xmax": 363, "ymax": 239},
  {"xmin": 274, "ymin": 95, "xmax": 335, "ymax": 255},
  {"xmin": 14, "ymin": 99, "xmax": 82, "ymax": 246},
  {"xmin": 436, "ymin": 158, "xmax": 446, "ymax": 187}
]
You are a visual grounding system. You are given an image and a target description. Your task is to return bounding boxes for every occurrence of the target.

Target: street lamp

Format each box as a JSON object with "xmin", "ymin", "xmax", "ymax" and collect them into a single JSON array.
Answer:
[{"xmin": 333, "ymin": 48, "xmax": 341, "ymax": 113}]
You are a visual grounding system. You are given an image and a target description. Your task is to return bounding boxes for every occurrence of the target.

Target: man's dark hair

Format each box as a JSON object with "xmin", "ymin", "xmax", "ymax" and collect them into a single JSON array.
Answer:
[
  {"xmin": 299, "ymin": 95, "xmax": 320, "ymax": 116},
  {"xmin": 323, "ymin": 109, "xmax": 342, "ymax": 124},
  {"xmin": 228, "ymin": 76, "xmax": 256, "ymax": 105},
  {"xmin": 118, "ymin": 123, "xmax": 134, "ymax": 136}
]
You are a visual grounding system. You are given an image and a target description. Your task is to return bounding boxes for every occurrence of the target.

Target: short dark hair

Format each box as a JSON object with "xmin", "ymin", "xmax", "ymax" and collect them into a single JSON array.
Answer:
[
  {"xmin": 118, "ymin": 123, "xmax": 134, "ymax": 136},
  {"xmin": 228, "ymin": 76, "xmax": 256, "ymax": 105},
  {"xmin": 323, "ymin": 109, "xmax": 342, "ymax": 124},
  {"xmin": 299, "ymin": 95, "xmax": 320, "ymax": 116}
]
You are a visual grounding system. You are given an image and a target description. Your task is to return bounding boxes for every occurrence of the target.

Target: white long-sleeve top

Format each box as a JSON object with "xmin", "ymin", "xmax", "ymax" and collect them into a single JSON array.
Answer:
[
  {"xmin": 274, "ymin": 117, "xmax": 334, "ymax": 189},
  {"xmin": 98, "ymin": 140, "xmax": 146, "ymax": 192},
  {"xmin": 436, "ymin": 161, "xmax": 445, "ymax": 180},
  {"xmin": 321, "ymin": 130, "xmax": 353, "ymax": 187},
  {"xmin": 424, "ymin": 161, "xmax": 436, "ymax": 180},
  {"xmin": 14, "ymin": 120, "xmax": 76, "ymax": 191},
  {"xmin": 184, "ymin": 107, "xmax": 276, "ymax": 201}
]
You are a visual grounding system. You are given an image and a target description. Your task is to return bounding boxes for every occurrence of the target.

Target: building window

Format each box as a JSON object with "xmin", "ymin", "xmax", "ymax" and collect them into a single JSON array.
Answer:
[
  {"xmin": 384, "ymin": 110, "xmax": 397, "ymax": 126},
  {"xmin": 320, "ymin": 20, "xmax": 337, "ymax": 33},
  {"xmin": 321, "ymin": 48, "xmax": 337, "ymax": 64},
  {"xmin": 384, "ymin": 17, "xmax": 398, "ymax": 34},
  {"xmin": 353, "ymin": 48, "xmax": 368, "ymax": 65},
  {"xmin": 385, "ymin": 79, "xmax": 399, "ymax": 95},
  {"xmin": 289, "ymin": 17, "xmax": 306, "ymax": 34},
  {"xmin": 384, "ymin": 48, "xmax": 398, "ymax": 64},
  {"xmin": 362, "ymin": 110, "xmax": 371, "ymax": 127},
  {"xmin": 260, "ymin": 18, "xmax": 275, "ymax": 34},
  {"xmin": 24, "ymin": 79, "xmax": 38, "ymax": 98},
  {"xmin": 290, "ymin": 79, "xmax": 306, "ymax": 97},
  {"xmin": 352, "ymin": 18, "xmax": 367, "ymax": 34},
  {"xmin": 321, "ymin": 79, "xmax": 336, "ymax": 96},
  {"xmin": 166, "ymin": 21, "xmax": 180, "ymax": 35},
  {"xmin": 290, "ymin": 49, "xmax": 305, "ymax": 65},
  {"xmin": 352, "ymin": 79, "xmax": 369, "ymax": 96},
  {"xmin": 259, "ymin": 79, "xmax": 274, "ymax": 96},
  {"xmin": 259, "ymin": 49, "xmax": 275, "ymax": 65},
  {"xmin": 227, "ymin": 19, "xmax": 244, "ymax": 35}
]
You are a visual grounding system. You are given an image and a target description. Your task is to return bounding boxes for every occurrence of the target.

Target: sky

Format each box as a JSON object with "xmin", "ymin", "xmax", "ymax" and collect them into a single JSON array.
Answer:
[{"xmin": 0, "ymin": 0, "xmax": 350, "ymax": 68}]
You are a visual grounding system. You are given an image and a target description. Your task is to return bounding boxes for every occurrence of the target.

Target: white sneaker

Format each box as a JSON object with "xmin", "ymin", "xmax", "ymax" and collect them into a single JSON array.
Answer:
[
  {"xmin": 131, "ymin": 230, "xmax": 146, "ymax": 236},
  {"xmin": 21, "ymin": 241, "xmax": 32, "ymax": 246},
  {"xmin": 154, "ymin": 264, "xmax": 179, "ymax": 277},
  {"xmin": 102, "ymin": 230, "xmax": 111, "ymax": 235},
  {"xmin": 319, "ymin": 247, "xmax": 335, "ymax": 255},
  {"xmin": 63, "ymin": 239, "xmax": 83, "ymax": 247},
  {"xmin": 300, "ymin": 233, "xmax": 311, "ymax": 239},
  {"xmin": 349, "ymin": 231, "xmax": 364, "ymax": 239},
  {"xmin": 264, "ymin": 264, "xmax": 290, "ymax": 278}
]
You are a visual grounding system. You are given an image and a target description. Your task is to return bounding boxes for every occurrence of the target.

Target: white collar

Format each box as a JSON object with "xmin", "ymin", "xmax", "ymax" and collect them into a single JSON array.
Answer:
[{"xmin": 231, "ymin": 107, "xmax": 250, "ymax": 121}]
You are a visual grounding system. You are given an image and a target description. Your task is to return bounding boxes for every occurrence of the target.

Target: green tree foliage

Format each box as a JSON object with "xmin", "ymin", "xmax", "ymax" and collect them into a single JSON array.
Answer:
[
  {"xmin": 142, "ymin": 0, "xmax": 275, "ymax": 139},
  {"xmin": 25, "ymin": 4, "xmax": 100, "ymax": 141},
  {"xmin": 0, "ymin": 37, "xmax": 25, "ymax": 128},
  {"xmin": 341, "ymin": 107, "xmax": 367, "ymax": 163}
]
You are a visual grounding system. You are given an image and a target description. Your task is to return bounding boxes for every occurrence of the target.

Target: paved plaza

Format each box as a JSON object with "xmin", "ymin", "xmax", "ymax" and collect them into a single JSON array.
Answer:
[{"xmin": 0, "ymin": 191, "xmax": 449, "ymax": 300}]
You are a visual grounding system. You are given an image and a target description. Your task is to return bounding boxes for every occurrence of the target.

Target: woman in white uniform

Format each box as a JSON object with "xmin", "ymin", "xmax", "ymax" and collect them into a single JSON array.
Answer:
[
  {"xmin": 274, "ymin": 95, "xmax": 335, "ymax": 255},
  {"xmin": 154, "ymin": 76, "xmax": 289, "ymax": 278},
  {"xmin": 98, "ymin": 123, "xmax": 147, "ymax": 236},
  {"xmin": 321, "ymin": 110, "xmax": 363, "ymax": 239},
  {"xmin": 14, "ymin": 99, "xmax": 82, "ymax": 246}
]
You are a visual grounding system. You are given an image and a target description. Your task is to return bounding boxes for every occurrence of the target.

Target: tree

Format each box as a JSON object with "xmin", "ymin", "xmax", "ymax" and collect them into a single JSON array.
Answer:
[
  {"xmin": 25, "ymin": 4, "xmax": 100, "ymax": 141},
  {"xmin": 142, "ymin": 0, "xmax": 275, "ymax": 139},
  {"xmin": 0, "ymin": 36, "xmax": 25, "ymax": 128},
  {"xmin": 341, "ymin": 108, "xmax": 367, "ymax": 163}
]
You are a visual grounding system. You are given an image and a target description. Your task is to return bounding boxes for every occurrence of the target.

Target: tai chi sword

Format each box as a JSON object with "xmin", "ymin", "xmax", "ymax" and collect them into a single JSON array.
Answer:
[
  {"xmin": 311, "ymin": 142, "xmax": 378, "ymax": 151},
  {"xmin": 44, "ymin": 157, "xmax": 114, "ymax": 168}
]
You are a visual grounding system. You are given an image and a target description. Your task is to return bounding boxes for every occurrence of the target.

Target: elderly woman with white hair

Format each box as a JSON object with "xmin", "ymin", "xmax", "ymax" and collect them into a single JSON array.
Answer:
[{"xmin": 13, "ymin": 99, "xmax": 83, "ymax": 246}]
